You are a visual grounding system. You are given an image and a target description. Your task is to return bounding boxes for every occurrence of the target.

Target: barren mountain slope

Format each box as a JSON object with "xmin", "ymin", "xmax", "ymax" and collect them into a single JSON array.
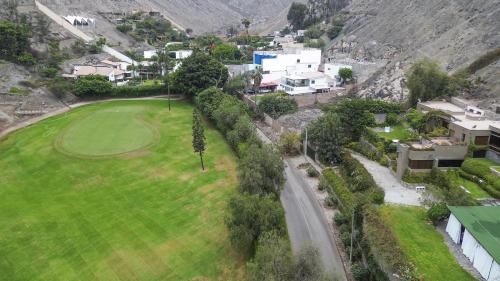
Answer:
[
  {"xmin": 38, "ymin": 0, "xmax": 299, "ymax": 34},
  {"xmin": 334, "ymin": 0, "xmax": 500, "ymax": 102}
]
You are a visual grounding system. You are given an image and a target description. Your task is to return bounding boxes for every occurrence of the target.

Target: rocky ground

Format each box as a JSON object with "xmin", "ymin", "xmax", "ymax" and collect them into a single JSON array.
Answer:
[{"xmin": 327, "ymin": 0, "xmax": 500, "ymax": 104}]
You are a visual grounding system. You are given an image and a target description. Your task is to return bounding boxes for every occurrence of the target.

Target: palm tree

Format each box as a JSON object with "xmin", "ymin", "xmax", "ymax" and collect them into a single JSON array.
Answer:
[
  {"xmin": 241, "ymin": 18, "xmax": 251, "ymax": 36},
  {"xmin": 252, "ymin": 68, "xmax": 263, "ymax": 94}
]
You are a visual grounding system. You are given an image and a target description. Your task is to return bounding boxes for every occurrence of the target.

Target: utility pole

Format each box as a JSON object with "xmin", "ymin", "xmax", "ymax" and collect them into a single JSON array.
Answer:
[
  {"xmin": 350, "ymin": 208, "xmax": 355, "ymax": 263},
  {"xmin": 303, "ymin": 126, "xmax": 308, "ymax": 160}
]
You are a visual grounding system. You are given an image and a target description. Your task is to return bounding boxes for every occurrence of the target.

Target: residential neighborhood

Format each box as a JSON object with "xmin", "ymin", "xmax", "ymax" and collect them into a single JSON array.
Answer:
[{"xmin": 0, "ymin": 1, "xmax": 499, "ymax": 281}]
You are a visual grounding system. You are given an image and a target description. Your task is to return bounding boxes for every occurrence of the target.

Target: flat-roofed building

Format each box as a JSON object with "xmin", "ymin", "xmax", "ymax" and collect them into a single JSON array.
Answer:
[{"xmin": 445, "ymin": 206, "xmax": 500, "ymax": 281}]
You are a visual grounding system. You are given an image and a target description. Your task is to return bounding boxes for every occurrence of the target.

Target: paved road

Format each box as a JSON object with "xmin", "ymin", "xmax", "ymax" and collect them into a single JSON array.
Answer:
[
  {"xmin": 351, "ymin": 153, "xmax": 422, "ymax": 206},
  {"xmin": 281, "ymin": 158, "xmax": 348, "ymax": 280}
]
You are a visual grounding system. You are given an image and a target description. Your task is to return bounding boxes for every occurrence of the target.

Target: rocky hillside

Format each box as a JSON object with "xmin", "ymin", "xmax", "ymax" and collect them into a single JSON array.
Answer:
[
  {"xmin": 37, "ymin": 0, "xmax": 301, "ymax": 34},
  {"xmin": 328, "ymin": 0, "xmax": 500, "ymax": 107}
]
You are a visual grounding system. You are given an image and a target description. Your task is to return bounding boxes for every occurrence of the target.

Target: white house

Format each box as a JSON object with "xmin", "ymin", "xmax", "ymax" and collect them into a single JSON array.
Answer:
[
  {"xmin": 446, "ymin": 206, "xmax": 500, "ymax": 281},
  {"xmin": 254, "ymin": 48, "xmax": 322, "ymax": 85},
  {"xmin": 144, "ymin": 49, "xmax": 192, "ymax": 60},
  {"xmin": 279, "ymin": 72, "xmax": 333, "ymax": 95}
]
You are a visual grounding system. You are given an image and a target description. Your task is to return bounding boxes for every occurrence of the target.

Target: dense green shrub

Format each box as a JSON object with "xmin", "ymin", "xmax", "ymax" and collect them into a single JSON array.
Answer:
[
  {"xmin": 352, "ymin": 262, "xmax": 369, "ymax": 281},
  {"xmin": 427, "ymin": 202, "xmax": 450, "ymax": 225},
  {"xmin": 317, "ymin": 176, "xmax": 330, "ymax": 191},
  {"xmin": 334, "ymin": 212, "xmax": 347, "ymax": 226},
  {"xmin": 402, "ymin": 170, "xmax": 431, "ymax": 184},
  {"xmin": 306, "ymin": 166, "xmax": 319, "ymax": 177},
  {"xmin": 258, "ymin": 93, "xmax": 298, "ymax": 119},
  {"xmin": 111, "ymin": 84, "xmax": 163, "ymax": 96},
  {"xmin": 407, "ymin": 59, "xmax": 453, "ymax": 107},
  {"xmin": 73, "ymin": 75, "xmax": 112, "ymax": 96},
  {"xmin": 279, "ymin": 131, "xmax": 301, "ymax": 156},
  {"xmin": 340, "ymin": 153, "xmax": 378, "ymax": 192},
  {"xmin": 385, "ymin": 113, "xmax": 399, "ymax": 126},
  {"xmin": 323, "ymin": 169, "xmax": 356, "ymax": 214},
  {"xmin": 226, "ymin": 193, "xmax": 286, "ymax": 256},
  {"xmin": 364, "ymin": 207, "xmax": 416, "ymax": 278},
  {"xmin": 371, "ymin": 189, "xmax": 385, "ymax": 205},
  {"xmin": 462, "ymin": 159, "xmax": 500, "ymax": 191}
]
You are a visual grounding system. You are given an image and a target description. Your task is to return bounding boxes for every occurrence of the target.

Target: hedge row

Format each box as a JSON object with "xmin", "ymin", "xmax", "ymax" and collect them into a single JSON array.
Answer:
[
  {"xmin": 111, "ymin": 84, "xmax": 164, "ymax": 96},
  {"xmin": 461, "ymin": 159, "xmax": 500, "ymax": 192},
  {"xmin": 323, "ymin": 169, "xmax": 357, "ymax": 215},
  {"xmin": 340, "ymin": 152, "xmax": 385, "ymax": 204},
  {"xmin": 363, "ymin": 206, "xmax": 418, "ymax": 280},
  {"xmin": 458, "ymin": 169, "xmax": 500, "ymax": 199}
]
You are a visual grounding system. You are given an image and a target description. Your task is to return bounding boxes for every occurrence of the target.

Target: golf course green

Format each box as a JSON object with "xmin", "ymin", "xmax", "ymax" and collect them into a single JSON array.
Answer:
[{"xmin": 0, "ymin": 100, "xmax": 243, "ymax": 281}]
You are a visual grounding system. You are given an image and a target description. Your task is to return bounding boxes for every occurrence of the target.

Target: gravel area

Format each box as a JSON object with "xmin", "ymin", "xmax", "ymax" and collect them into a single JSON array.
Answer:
[{"xmin": 351, "ymin": 152, "xmax": 422, "ymax": 206}]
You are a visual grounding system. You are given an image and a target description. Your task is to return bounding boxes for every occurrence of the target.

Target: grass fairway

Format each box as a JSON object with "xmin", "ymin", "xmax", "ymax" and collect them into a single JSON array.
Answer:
[
  {"xmin": 0, "ymin": 100, "xmax": 242, "ymax": 281},
  {"xmin": 379, "ymin": 206, "xmax": 476, "ymax": 281}
]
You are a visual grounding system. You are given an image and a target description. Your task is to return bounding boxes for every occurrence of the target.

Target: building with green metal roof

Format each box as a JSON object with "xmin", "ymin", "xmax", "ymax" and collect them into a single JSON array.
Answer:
[{"xmin": 446, "ymin": 206, "xmax": 500, "ymax": 281}]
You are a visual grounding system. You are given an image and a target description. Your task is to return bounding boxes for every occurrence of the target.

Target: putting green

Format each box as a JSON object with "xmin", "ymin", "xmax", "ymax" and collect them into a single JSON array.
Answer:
[{"xmin": 56, "ymin": 106, "xmax": 156, "ymax": 157}]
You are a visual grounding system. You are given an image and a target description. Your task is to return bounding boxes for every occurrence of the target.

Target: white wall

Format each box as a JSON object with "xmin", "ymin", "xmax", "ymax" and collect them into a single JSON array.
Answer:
[
  {"xmin": 144, "ymin": 50, "xmax": 157, "ymax": 60},
  {"xmin": 324, "ymin": 63, "xmax": 352, "ymax": 80}
]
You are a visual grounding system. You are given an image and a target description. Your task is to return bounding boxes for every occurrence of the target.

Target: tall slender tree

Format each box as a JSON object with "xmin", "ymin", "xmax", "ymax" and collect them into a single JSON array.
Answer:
[{"xmin": 192, "ymin": 109, "xmax": 206, "ymax": 170}]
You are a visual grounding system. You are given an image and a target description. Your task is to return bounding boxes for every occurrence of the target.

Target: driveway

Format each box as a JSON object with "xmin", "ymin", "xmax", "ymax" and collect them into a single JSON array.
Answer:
[{"xmin": 351, "ymin": 153, "xmax": 422, "ymax": 206}]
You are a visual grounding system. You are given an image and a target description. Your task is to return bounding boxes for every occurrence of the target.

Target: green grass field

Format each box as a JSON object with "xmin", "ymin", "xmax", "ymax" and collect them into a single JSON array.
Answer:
[
  {"xmin": 375, "ymin": 123, "xmax": 415, "ymax": 141},
  {"xmin": 0, "ymin": 100, "xmax": 242, "ymax": 281},
  {"xmin": 379, "ymin": 206, "xmax": 476, "ymax": 281}
]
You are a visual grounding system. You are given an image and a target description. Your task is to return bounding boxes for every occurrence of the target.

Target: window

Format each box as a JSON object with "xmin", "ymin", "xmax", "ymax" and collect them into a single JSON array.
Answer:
[
  {"xmin": 308, "ymin": 65, "xmax": 311, "ymax": 68},
  {"xmin": 437, "ymin": 159, "xmax": 464, "ymax": 167},
  {"xmin": 474, "ymin": 136, "xmax": 489, "ymax": 145},
  {"xmin": 461, "ymin": 134, "xmax": 466, "ymax": 142},
  {"xmin": 297, "ymin": 59, "xmax": 301, "ymax": 63},
  {"xmin": 408, "ymin": 160, "xmax": 434, "ymax": 169},
  {"xmin": 263, "ymin": 71, "xmax": 270, "ymax": 74},
  {"xmin": 311, "ymin": 80, "xmax": 315, "ymax": 84}
]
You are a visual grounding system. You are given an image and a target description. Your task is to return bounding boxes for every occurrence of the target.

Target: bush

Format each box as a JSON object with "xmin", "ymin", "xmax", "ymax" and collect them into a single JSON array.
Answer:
[
  {"xmin": 325, "ymin": 195, "xmax": 337, "ymax": 207},
  {"xmin": 306, "ymin": 166, "xmax": 319, "ymax": 177},
  {"xmin": 427, "ymin": 202, "xmax": 450, "ymax": 225},
  {"xmin": 407, "ymin": 59, "xmax": 453, "ymax": 107},
  {"xmin": 258, "ymin": 93, "xmax": 298, "ymax": 119},
  {"xmin": 323, "ymin": 169, "xmax": 356, "ymax": 213},
  {"xmin": 317, "ymin": 176, "xmax": 330, "ymax": 191},
  {"xmin": 279, "ymin": 132, "xmax": 301, "ymax": 156},
  {"xmin": 73, "ymin": 75, "xmax": 112, "ymax": 96},
  {"xmin": 327, "ymin": 25, "xmax": 342, "ymax": 39},
  {"xmin": 116, "ymin": 24, "xmax": 132, "ymax": 33},
  {"xmin": 334, "ymin": 212, "xmax": 347, "ymax": 226},
  {"xmin": 351, "ymin": 262, "xmax": 369, "ymax": 281},
  {"xmin": 402, "ymin": 169, "xmax": 431, "ymax": 184},
  {"xmin": 39, "ymin": 66, "xmax": 58, "ymax": 78},
  {"xmin": 111, "ymin": 84, "xmax": 163, "ymax": 96},
  {"xmin": 340, "ymin": 153, "xmax": 377, "ymax": 192},
  {"xmin": 341, "ymin": 231, "xmax": 351, "ymax": 247},
  {"xmin": 462, "ymin": 159, "xmax": 500, "ymax": 192},
  {"xmin": 385, "ymin": 112, "xmax": 399, "ymax": 126},
  {"xmin": 371, "ymin": 189, "xmax": 385, "ymax": 205}
]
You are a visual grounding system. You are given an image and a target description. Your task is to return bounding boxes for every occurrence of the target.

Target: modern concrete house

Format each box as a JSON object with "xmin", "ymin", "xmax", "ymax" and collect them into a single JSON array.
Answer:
[
  {"xmin": 395, "ymin": 101, "xmax": 500, "ymax": 179},
  {"xmin": 396, "ymin": 137, "xmax": 468, "ymax": 179}
]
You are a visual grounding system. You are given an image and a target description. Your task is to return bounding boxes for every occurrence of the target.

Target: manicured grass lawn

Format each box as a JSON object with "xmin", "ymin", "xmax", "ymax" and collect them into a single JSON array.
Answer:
[
  {"xmin": 379, "ymin": 206, "xmax": 476, "ymax": 281},
  {"xmin": 0, "ymin": 100, "xmax": 242, "ymax": 281},
  {"xmin": 375, "ymin": 123, "xmax": 414, "ymax": 141},
  {"xmin": 449, "ymin": 173, "xmax": 492, "ymax": 199}
]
